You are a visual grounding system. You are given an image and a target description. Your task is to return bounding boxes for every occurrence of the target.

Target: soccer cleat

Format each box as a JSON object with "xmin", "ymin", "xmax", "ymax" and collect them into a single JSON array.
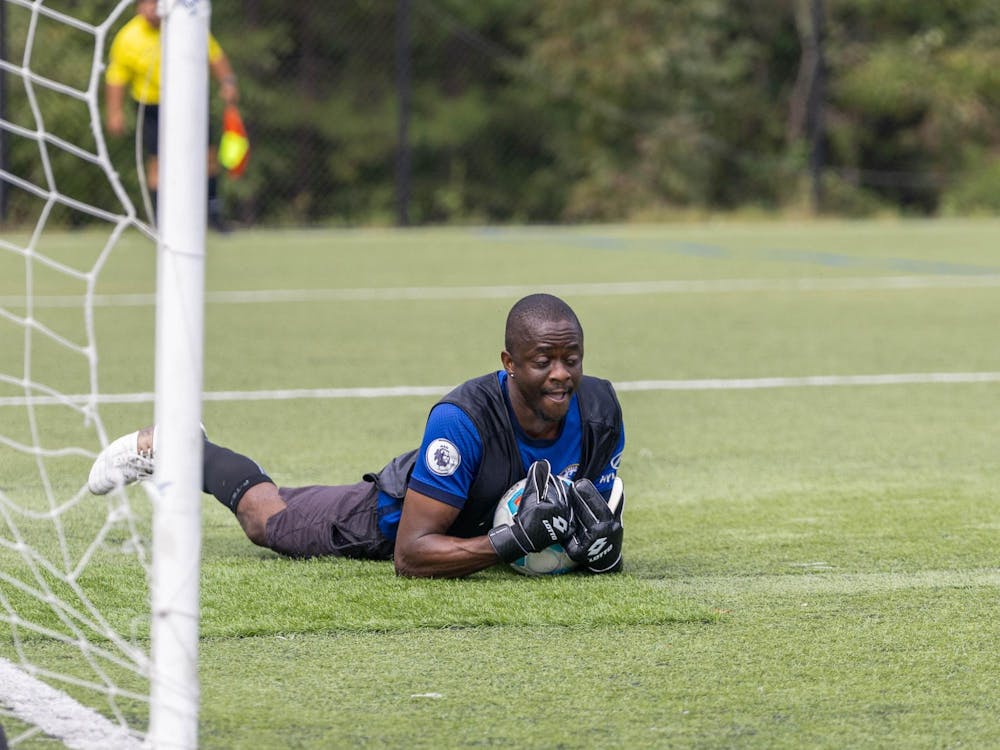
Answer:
[
  {"xmin": 207, "ymin": 201, "xmax": 231, "ymax": 234},
  {"xmin": 87, "ymin": 426, "xmax": 155, "ymax": 495},
  {"xmin": 208, "ymin": 212, "xmax": 231, "ymax": 234}
]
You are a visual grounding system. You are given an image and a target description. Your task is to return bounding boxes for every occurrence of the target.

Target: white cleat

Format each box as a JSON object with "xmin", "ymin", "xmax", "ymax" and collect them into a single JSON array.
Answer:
[{"xmin": 87, "ymin": 427, "xmax": 156, "ymax": 495}]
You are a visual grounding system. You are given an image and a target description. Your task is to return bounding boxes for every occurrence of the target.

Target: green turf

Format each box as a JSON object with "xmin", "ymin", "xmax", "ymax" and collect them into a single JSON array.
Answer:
[{"xmin": 2, "ymin": 219, "xmax": 999, "ymax": 748}]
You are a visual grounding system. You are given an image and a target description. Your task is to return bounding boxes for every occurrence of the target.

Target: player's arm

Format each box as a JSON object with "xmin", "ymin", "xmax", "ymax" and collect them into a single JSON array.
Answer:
[
  {"xmin": 394, "ymin": 459, "xmax": 572, "ymax": 579},
  {"xmin": 394, "ymin": 403, "xmax": 496, "ymax": 578},
  {"xmin": 104, "ymin": 82, "xmax": 127, "ymax": 136},
  {"xmin": 393, "ymin": 489, "xmax": 499, "ymax": 578},
  {"xmin": 104, "ymin": 33, "xmax": 131, "ymax": 137},
  {"xmin": 208, "ymin": 44, "xmax": 238, "ymax": 107}
]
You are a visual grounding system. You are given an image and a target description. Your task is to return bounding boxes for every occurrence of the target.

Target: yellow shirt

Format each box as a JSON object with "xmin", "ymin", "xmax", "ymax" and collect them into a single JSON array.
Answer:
[{"xmin": 105, "ymin": 15, "xmax": 224, "ymax": 104}]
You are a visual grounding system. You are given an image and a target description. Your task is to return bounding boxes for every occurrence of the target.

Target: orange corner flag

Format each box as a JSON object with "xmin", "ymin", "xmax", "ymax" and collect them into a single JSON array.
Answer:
[{"xmin": 219, "ymin": 105, "xmax": 250, "ymax": 178}]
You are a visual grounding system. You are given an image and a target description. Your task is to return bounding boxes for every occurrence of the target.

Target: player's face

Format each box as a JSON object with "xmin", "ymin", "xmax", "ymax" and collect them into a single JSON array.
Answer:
[
  {"xmin": 137, "ymin": 0, "xmax": 159, "ymax": 26},
  {"xmin": 503, "ymin": 317, "xmax": 583, "ymax": 436}
]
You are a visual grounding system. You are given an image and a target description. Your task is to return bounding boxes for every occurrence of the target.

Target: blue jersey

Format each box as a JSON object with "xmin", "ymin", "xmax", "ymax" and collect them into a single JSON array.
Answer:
[{"xmin": 377, "ymin": 371, "xmax": 624, "ymax": 540}]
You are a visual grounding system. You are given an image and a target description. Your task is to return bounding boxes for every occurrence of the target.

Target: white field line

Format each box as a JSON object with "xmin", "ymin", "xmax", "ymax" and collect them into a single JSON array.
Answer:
[
  {"xmin": 0, "ymin": 657, "xmax": 144, "ymax": 750},
  {"xmin": 1, "ymin": 372, "xmax": 998, "ymax": 408},
  {"xmin": 3, "ymin": 274, "xmax": 1000, "ymax": 308}
]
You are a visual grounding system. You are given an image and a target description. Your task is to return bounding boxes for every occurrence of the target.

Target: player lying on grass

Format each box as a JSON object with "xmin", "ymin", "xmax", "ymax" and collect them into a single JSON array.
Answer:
[{"xmin": 88, "ymin": 294, "xmax": 625, "ymax": 578}]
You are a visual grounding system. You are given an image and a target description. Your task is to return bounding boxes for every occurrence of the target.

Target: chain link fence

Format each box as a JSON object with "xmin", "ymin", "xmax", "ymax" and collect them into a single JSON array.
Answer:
[
  {"xmin": 1, "ymin": 0, "xmax": 565, "ymax": 229},
  {"xmin": 2, "ymin": 0, "xmax": 998, "ymax": 229}
]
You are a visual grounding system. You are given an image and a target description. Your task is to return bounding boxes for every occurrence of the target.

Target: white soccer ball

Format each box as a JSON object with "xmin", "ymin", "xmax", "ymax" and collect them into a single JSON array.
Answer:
[{"xmin": 493, "ymin": 477, "xmax": 577, "ymax": 576}]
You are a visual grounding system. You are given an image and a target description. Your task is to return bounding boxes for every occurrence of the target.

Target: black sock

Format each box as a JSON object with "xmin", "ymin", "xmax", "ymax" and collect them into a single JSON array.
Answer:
[
  {"xmin": 207, "ymin": 176, "xmax": 220, "ymax": 218},
  {"xmin": 202, "ymin": 439, "xmax": 272, "ymax": 513}
]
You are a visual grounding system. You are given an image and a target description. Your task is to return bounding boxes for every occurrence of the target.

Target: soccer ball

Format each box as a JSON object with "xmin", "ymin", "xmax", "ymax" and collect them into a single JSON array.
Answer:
[{"xmin": 493, "ymin": 477, "xmax": 577, "ymax": 576}]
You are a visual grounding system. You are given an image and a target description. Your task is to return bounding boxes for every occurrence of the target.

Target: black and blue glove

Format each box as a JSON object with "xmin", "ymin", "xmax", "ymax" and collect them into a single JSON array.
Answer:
[
  {"xmin": 564, "ymin": 478, "xmax": 624, "ymax": 574},
  {"xmin": 489, "ymin": 460, "xmax": 572, "ymax": 563}
]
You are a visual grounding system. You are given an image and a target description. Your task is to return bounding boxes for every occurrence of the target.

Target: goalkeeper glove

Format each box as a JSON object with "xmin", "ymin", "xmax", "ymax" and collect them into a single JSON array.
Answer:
[
  {"xmin": 488, "ymin": 460, "xmax": 572, "ymax": 563},
  {"xmin": 564, "ymin": 477, "xmax": 624, "ymax": 574}
]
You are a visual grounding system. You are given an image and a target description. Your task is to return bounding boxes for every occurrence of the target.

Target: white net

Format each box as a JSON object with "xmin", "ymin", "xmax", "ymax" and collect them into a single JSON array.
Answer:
[{"xmin": 1, "ymin": 1, "xmax": 165, "ymax": 745}]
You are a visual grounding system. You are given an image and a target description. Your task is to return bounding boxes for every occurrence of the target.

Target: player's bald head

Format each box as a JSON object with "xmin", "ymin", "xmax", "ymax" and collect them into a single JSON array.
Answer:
[
  {"xmin": 136, "ymin": 0, "xmax": 159, "ymax": 24},
  {"xmin": 504, "ymin": 294, "xmax": 582, "ymax": 353}
]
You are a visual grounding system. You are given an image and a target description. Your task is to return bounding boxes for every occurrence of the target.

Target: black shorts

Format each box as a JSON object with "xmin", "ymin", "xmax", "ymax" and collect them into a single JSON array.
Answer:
[
  {"xmin": 136, "ymin": 103, "xmax": 217, "ymax": 158},
  {"xmin": 140, "ymin": 104, "xmax": 159, "ymax": 157},
  {"xmin": 265, "ymin": 481, "xmax": 394, "ymax": 560}
]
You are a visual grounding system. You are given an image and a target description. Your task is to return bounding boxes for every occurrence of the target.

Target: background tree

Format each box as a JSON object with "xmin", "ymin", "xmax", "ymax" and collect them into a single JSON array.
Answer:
[{"xmin": 2, "ymin": 0, "xmax": 998, "ymax": 226}]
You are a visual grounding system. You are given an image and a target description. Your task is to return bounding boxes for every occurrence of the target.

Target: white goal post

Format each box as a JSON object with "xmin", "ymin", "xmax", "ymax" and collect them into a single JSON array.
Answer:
[
  {"xmin": 0, "ymin": 0, "xmax": 208, "ymax": 746},
  {"xmin": 149, "ymin": 0, "xmax": 209, "ymax": 747}
]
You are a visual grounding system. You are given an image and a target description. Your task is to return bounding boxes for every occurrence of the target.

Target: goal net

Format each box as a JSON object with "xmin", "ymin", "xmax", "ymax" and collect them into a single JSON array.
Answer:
[{"xmin": 0, "ymin": 0, "xmax": 207, "ymax": 746}]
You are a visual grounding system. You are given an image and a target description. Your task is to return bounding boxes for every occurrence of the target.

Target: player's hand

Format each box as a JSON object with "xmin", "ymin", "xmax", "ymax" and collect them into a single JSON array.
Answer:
[
  {"xmin": 220, "ymin": 79, "xmax": 239, "ymax": 107},
  {"xmin": 488, "ymin": 460, "xmax": 572, "ymax": 563},
  {"xmin": 564, "ymin": 478, "xmax": 624, "ymax": 574}
]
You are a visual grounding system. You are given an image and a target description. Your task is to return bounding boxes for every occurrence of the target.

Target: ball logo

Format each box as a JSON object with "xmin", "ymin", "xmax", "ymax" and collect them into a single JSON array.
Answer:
[
  {"xmin": 494, "ymin": 478, "xmax": 578, "ymax": 575},
  {"xmin": 425, "ymin": 438, "xmax": 461, "ymax": 476}
]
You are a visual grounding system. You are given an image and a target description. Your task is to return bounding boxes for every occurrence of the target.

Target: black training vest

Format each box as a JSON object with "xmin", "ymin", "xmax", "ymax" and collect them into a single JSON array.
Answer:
[{"xmin": 365, "ymin": 373, "xmax": 623, "ymax": 538}]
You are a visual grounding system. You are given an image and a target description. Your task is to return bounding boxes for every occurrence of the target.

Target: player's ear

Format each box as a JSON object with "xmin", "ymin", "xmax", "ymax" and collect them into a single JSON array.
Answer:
[{"xmin": 500, "ymin": 350, "xmax": 514, "ymax": 374}]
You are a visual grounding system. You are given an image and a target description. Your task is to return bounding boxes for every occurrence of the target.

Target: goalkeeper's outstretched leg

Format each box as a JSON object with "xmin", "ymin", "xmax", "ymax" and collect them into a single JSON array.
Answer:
[{"xmin": 88, "ymin": 427, "xmax": 394, "ymax": 560}]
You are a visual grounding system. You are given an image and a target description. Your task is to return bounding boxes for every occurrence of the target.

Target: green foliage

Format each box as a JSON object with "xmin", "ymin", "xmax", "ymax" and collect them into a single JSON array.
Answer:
[
  {"xmin": 2, "ymin": 1, "xmax": 999, "ymax": 225},
  {"xmin": 827, "ymin": 0, "xmax": 1000, "ymax": 212},
  {"xmin": 1, "ymin": 0, "xmax": 137, "ymax": 226},
  {"xmin": 941, "ymin": 155, "xmax": 1000, "ymax": 215}
]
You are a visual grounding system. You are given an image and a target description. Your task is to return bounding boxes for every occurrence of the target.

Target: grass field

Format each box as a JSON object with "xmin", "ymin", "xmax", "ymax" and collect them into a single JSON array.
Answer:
[{"xmin": 2, "ymin": 219, "xmax": 999, "ymax": 748}]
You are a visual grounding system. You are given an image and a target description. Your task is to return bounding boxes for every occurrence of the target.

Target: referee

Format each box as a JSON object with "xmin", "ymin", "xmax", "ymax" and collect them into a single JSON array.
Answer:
[{"xmin": 105, "ymin": 0, "xmax": 240, "ymax": 231}]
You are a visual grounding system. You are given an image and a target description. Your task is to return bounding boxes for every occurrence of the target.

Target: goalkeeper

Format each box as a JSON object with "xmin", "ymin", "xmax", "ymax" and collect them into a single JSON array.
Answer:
[
  {"xmin": 104, "ymin": 0, "xmax": 239, "ymax": 231},
  {"xmin": 89, "ymin": 294, "xmax": 626, "ymax": 578}
]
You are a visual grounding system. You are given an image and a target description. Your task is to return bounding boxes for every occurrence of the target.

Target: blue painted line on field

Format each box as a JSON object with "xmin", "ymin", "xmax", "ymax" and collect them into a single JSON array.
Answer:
[
  {"xmin": 763, "ymin": 247, "xmax": 998, "ymax": 275},
  {"xmin": 473, "ymin": 229, "xmax": 1000, "ymax": 275},
  {"xmin": 672, "ymin": 242, "xmax": 729, "ymax": 258},
  {"xmin": 763, "ymin": 248, "xmax": 864, "ymax": 267},
  {"xmin": 883, "ymin": 257, "xmax": 999, "ymax": 275}
]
